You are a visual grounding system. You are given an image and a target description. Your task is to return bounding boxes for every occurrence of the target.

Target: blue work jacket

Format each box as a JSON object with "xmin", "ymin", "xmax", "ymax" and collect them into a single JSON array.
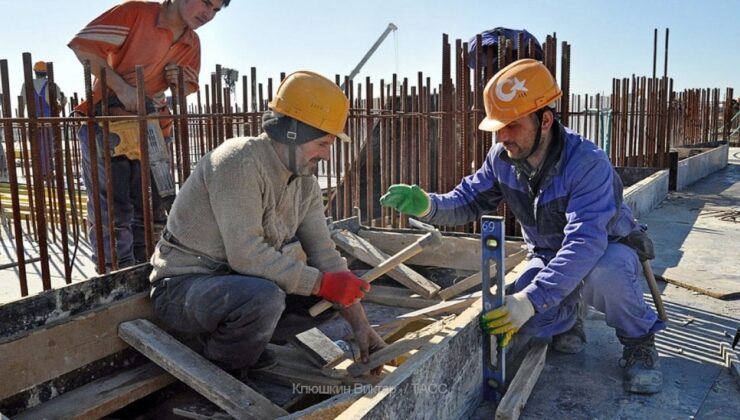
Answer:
[{"xmin": 422, "ymin": 123, "xmax": 639, "ymax": 313}]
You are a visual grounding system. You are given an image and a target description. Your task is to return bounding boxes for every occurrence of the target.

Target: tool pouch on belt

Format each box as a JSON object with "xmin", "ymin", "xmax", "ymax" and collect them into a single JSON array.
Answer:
[
  {"xmin": 619, "ymin": 225, "xmax": 655, "ymax": 262},
  {"xmin": 97, "ymin": 96, "xmax": 176, "ymax": 198}
]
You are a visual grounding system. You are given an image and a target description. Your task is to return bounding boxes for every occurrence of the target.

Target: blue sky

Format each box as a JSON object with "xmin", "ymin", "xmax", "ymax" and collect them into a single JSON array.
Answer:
[{"xmin": 1, "ymin": 0, "xmax": 738, "ymax": 110}]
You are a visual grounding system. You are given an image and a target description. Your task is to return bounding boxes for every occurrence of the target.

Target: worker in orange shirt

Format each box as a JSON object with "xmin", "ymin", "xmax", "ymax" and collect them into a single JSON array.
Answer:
[{"xmin": 68, "ymin": 0, "xmax": 230, "ymax": 271}]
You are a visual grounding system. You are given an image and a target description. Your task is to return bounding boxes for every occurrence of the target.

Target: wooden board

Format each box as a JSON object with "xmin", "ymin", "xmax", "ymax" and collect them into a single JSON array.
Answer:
[
  {"xmin": 336, "ymin": 259, "xmax": 532, "ymax": 418},
  {"xmin": 0, "ymin": 292, "xmax": 153, "ymax": 401},
  {"xmin": 289, "ymin": 328, "xmax": 346, "ymax": 369},
  {"xmin": 346, "ymin": 316, "xmax": 454, "ymax": 377},
  {"xmin": 250, "ymin": 365, "xmax": 344, "ymax": 392},
  {"xmin": 332, "ymin": 230, "xmax": 441, "ymax": 298},
  {"xmin": 336, "ymin": 298, "xmax": 485, "ymax": 419},
  {"xmin": 437, "ymin": 249, "xmax": 528, "ymax": 300},
  {"xmin": 15, "ymin": 363, "xmax": 175, "ymax": 420},
  {"xmin": 495, "ymin": 342, "xmax": 548, "ymax": 420},
  {"xmin": 357, "ymin": 229, "xmax": 524, "ymax": 271},
  {"xmin": 0, "ymin": 264, "xmax": 151, "ymax": 340},
  {"xmin": 364, "ymin": 285, "xmax": 441, "ymax": 309},
  {"xmin": 277, "ymin": 392, "xmax": 360, "ymax": 420},
  {"xmin": 118, "ymin": 319, "xmax": 287, "ymax": 419}
]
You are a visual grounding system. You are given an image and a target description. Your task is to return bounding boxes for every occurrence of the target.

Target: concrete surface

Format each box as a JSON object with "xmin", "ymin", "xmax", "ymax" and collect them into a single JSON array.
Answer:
[
  {"xmin": 642, "ymin": 147, "xmax": 740, "ymax": 299},
  {"xmin": 623, "ymin": 169, "xmax": 669, "ymax": 220},
  {"xmin": 0, "ymin": 226, "xmax": 97, "ymax": 304},
  {"xmin": 676, "ymin": 144, "xmax": 729, "ymax": 191}
]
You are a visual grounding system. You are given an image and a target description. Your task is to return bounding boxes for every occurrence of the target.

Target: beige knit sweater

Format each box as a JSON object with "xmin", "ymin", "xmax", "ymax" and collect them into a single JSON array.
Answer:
[{"xmin": 149, "ymin": 134, "xmax": 347, "ymax": 296}]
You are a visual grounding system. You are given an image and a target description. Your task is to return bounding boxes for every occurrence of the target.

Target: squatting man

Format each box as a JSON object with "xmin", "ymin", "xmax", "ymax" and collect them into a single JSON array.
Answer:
[{"xmin": 381, "ymin": 59, "xmax": 665, "ymax": 394}]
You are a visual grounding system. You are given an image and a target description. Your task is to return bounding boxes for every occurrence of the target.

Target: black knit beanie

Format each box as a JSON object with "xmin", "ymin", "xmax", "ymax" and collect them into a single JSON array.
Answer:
[{"xmin": 262, "ymin": 110, "xmax": 328, "ymax": 145}]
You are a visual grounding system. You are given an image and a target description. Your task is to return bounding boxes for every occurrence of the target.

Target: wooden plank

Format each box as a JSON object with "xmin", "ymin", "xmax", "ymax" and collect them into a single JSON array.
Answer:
[
  {"xmin": 0, "ymin": 264, "xmax": 151, "ymax": 340},
  {"xmin": 357, "ymin": 229, "xmax": 524, "ymax": 271},
  {"xmin": 15, "ymin": 363, "xmax": 176, "ymax": 420},
  {"xmin": 336, "ymin": 259, "xmax": 532, "ymax": 418},
  {"xmin": 250, "ymin": 365, "xmax": 345, "ymax": 392},
  {"xmin": 337, "ymin": 297, "xmax": 484, "ymax": 419},
  {"xmin": 277, "ymin": 392, "xmax": 360, "ymax": 420},
  {"xmin": 364, "ymin": 285, "xmax": 440, "ymax": 309},
  {"xmin": 118, "ymin": 319, "xmax": 287, "ymax": 419},
  {"xmin": 0, "ymin": 292, "xmax": 154, "ymax": 401},
  {"xmin": 378, "ymin": 318, "xmax": 436, "ymax": 343},
  {"xmin": 346, "ymin": 316, "xmax": 455, "ymax": 377},
  {"xmin": 289, "ymin": 328, "xmax": 346, "ymax": 369},
  {"xmin": 438, "ymin": 249, "xmax": 528, "ymax": 300},
  {"xmin": 332, "ymin": 230, "xmax": 440, "ymax": 298},
  {"xmin": 495, "ymin": 342, "xmax": 548, "ymax": 420}
]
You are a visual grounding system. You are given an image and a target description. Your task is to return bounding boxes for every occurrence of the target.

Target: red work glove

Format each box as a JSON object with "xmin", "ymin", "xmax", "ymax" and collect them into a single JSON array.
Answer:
[{"xmin": 318, "ymin": 271, "xmax": 371, "ymax": 306}]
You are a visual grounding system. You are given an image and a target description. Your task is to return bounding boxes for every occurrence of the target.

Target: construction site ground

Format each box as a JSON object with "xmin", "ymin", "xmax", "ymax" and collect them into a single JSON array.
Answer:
[{"xmin": 0, "ymin": 149, "xmax": 739, "ymax": 419}]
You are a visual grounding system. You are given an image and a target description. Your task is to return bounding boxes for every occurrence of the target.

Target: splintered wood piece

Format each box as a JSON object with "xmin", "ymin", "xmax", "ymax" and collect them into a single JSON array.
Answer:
[
  {"xmin": 290, "ymin": 328, "xmax": 346, "ymax": 369},
  {"xmin": 364, "ymin": 285, "xmax": 440, "ymax": 309},
  {"xmin": 346, "ymin": 316, "xmax": 455, "ymax": 377},
  {"xmin": 437, "ymin": 249, "xmax": 528, "ymax": 301},
  {"xmin": 495, "ymin": 342, "xmax": 548, "ymax": 420},
  {"xmin": 332, "ymin": 230, "xmax": 441, "ymax": 297},
  {"xmin": 118, "ymin": 319, "xmax": 287, "ymax": 419}
]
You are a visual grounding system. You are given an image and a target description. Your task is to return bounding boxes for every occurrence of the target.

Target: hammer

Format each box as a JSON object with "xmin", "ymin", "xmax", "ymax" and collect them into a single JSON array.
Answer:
[
  {"xmin": 641, "ymin": 260, "xmax": 668, "ymax": 322},
  {"xmin": 308, "ymin": 219, "xmax": 443, "ymax": 317}
]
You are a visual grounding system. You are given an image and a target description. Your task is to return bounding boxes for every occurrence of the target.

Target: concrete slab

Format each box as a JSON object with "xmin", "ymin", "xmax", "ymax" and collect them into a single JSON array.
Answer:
[
  {"xmin": 0, "ymin": 226, "xmax": 97, "ymax": 304},
  {"xmin": 639, "ymin": 147, "xmax": 740, "ymax": 299}
]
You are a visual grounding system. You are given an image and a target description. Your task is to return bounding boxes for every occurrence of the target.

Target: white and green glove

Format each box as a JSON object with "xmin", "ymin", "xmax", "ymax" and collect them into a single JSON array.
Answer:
[{"xmin": 480, "ymin": 292, "xmax": 535, "ymax": 347}]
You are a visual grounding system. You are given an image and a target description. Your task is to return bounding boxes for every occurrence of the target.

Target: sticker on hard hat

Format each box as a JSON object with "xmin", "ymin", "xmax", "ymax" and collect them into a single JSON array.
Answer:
[{"xmin": 495, "ymin": 77, "xmax": 528, "ymax": 102}]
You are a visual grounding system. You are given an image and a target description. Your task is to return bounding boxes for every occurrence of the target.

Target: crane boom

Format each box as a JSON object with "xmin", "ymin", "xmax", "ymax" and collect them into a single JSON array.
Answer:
[{"xmin": 341, "ymin": 23, "xmax": 398, "ymax": 90}]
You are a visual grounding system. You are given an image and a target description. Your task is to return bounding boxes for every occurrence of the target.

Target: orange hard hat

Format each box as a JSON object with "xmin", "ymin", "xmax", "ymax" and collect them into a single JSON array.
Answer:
[
  {"xmin": 479, "ymin": 59, "xmax": 561, "ymax": 132},
  {"xmin": 33, "ymin": 61, "xmax": 47, "ymax": 73}
]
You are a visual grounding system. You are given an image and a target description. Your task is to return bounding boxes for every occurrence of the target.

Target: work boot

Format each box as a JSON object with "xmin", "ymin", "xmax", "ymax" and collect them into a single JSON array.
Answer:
[
  {"xmin": 619, "ymin": 334, "xmax": 662, "ymax": 394},
  {"xmin": 552, "ymin": 303, "xmax": 587, "ymax": 354}
]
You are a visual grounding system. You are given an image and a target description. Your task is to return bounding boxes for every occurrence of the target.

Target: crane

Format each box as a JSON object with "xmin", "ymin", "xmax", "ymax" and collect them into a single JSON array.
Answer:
[{"xmin": 341, "ymin": 23, "xmax": 398, "ymax": 90}]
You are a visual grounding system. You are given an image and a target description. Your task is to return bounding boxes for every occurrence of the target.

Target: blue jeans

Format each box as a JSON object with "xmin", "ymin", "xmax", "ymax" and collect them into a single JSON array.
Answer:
[
  {"xmin": 515, "ymin": 242, "xmax": 666, "ymax": 339},
  {"xmin": 150, "ymin": 274, "xmax": 286, "ymax": 370}
]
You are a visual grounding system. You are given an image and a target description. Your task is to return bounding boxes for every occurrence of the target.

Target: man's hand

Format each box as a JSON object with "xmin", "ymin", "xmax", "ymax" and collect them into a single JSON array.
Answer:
[
  {"xmin": 165, "ymin": 64, "xmax": 198, "ymax": 88},
  {"xmin": 317, "ymin": 271, "xmax": 370, "ymax": 307},
  {"xmin": 353, "ymin": 324, "xmax": 388, "ymax": 375},
  {"xmin": 116, "ymin": 84, "xmax": 139, "ymax": 113},
  {"xmin": 379, "ymin": 184, "xmax": 431, "ymax": 217},
  {"xmin": 480, "ymin": 292, "xmax": 535, "ymax": 348}
]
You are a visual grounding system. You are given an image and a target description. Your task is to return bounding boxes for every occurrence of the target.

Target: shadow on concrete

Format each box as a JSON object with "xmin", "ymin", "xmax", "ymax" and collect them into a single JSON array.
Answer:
[{"xmin": 519, "ymin": 295, "xmax": 739, "ymax": 419}]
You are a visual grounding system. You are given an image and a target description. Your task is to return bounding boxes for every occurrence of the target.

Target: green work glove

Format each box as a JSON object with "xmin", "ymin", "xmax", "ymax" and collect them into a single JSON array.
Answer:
[
  {"xmin": 480, "ymin": 292, "xmax": 535, "ymax": 348},
  {"xmin": 379, "ymin": 184, "xmax": 431, "ymax": 217}
]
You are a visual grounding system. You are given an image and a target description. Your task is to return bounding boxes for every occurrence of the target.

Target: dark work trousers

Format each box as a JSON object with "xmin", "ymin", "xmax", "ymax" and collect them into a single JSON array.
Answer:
[
  {"xmin": 150, "ymin": 273, "xmax": 287, "ymax": 370},
  {"xmin": 78, "ymin": 124, "xmax": 166, "ymax": 269}
]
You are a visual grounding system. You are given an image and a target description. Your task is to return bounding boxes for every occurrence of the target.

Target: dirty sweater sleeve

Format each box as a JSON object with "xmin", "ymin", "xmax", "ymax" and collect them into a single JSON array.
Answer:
[
  {"xmin": 296, "ymin": 181, "xmax": 348, "ymax": 273},
  {"xmin": 522, "ymin": 156, "xmax": 616, "ymax": 312},
  {"xmin": 206, "ymin": 157, "xmax": 319, "ymax": 296},
  {"xmin": 422, "ymin": 147, "xmax": 504, "ymax": 227}
]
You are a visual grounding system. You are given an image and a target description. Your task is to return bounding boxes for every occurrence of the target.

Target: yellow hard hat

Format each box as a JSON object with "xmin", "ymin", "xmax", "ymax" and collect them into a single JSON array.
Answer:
[
  {"xmin": 479, "ymin": 59, "xmax": 561, "ymax": 132},
  {"xmin": 33, "ymin": 61, "xmax": 47, "ymax": 73},
  {"xmin": 268, "ymin": 71, "xmax": 350, "ymax": 142}
]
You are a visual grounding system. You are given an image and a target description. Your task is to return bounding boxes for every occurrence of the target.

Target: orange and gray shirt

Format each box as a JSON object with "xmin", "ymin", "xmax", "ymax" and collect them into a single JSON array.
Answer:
[{"xmin": 68, "ymin": 1, "xmax": 200, "ymax": 131}]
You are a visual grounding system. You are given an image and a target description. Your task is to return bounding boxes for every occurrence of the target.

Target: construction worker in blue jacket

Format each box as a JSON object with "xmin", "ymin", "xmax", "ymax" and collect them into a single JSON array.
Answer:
[{"xmin": 380, "ymin": 59, "xmax": 666, "ymax": 394}]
